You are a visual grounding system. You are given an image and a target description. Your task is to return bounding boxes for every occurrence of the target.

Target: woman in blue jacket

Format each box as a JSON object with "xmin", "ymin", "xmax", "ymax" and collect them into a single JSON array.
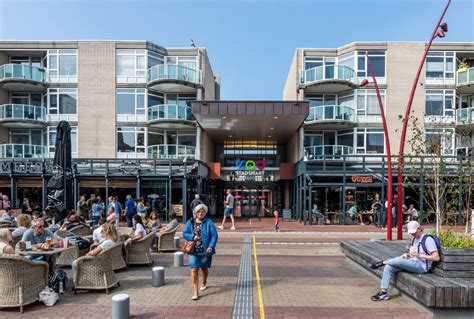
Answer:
[{"xmin": 182, "ymin": 203, "xmax": 218, "ymax": 300}]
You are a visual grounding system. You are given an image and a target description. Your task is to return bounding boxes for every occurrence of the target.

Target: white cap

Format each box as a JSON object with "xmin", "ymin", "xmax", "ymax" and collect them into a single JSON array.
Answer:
[{"xmin": 406, "ymin": 221, "xmax": 421, "ymax": 234}]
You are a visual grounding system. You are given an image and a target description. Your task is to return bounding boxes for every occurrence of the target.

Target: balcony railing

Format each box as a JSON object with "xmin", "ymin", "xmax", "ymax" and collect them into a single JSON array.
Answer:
[
  {"xmin": 306, "ymin": 105, "xmax": 356, "ymax": 123},
  {"xmin": 148, "ymin": 64, "xmax": 202, "ymax": 85},
  {"xmin": 0, "ymin": 64, "xmax": 46, "ymax": 83},
  {"xmin": 0, "ymin": 144, "xmax": 46, "ymax": 158},
  {"xmin": 148, "ymin": 104, "xmax": 193, "ymax": 121},
  {"xmin": 457, "ymin": 67, "xmax": 474, "ymax": 86},
  {"xmin": 456, "ymin": 107, "xmax": 474, "ymax": 125},
  {"xmin": 147, "ymin": 144, "xmax": 195, "ymax": 159},
  {"xmin": 0, "ymin": 104, "xmax": 46, "ymax": 122},
  {"xmin": 305, "ymin": 145, "xmax": 354, "ymax": 160},
  {"xmin": 300, "ymin": 65, "xmax": 355, "ymax": 85}
]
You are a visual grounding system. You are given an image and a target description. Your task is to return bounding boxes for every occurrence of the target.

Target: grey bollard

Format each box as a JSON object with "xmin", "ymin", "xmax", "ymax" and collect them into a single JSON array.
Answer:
[
  {"xmin": 174, "ymin": 251, "xmax": 184, "ymax": 267},
  {"xmin": 152, "ymin": 266, "xmax": 165, "ymax": 287},
  {"xmin": 174, "ymin": 237, "xmax": 180, "ymax": 249},
  {"xmin": 112, "ymin": 293, "xmax": 130, "ymax": 319}
]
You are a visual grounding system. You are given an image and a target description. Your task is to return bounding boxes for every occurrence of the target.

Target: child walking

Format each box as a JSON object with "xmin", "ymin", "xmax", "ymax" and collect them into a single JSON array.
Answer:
[{"xmin": 273, "ymin": 211, "xmax": 280, "ymax": 232}]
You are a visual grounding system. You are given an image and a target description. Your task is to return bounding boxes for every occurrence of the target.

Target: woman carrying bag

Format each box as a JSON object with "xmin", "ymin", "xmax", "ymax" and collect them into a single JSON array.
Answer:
[{"xmin": 182, "ymin": 203, "xmax": 218, "ymax": 301}]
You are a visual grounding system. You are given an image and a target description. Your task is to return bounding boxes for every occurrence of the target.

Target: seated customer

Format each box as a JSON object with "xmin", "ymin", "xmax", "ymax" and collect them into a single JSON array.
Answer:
[
  {"xmin": 0, "ymin": 229, "xmax": 15, "ymax": 254},
  {"xmin": 106, "ymin": 206, "xmax": 117, "ymax": 223},
  {"xmin": 86, "ymin": 223, "xmax": 118, "ymax": 257},
  {"xmin": 1, "ymin": 208, "xmax": 16, "ymax": 227},
  {"xmin": 59, "ymin": 211, "xmax": 87, "ymax": 231},
  {"xmin": 21, "ymin": 219, "xmax": 57, "ymax": 245},
  {"xmin": 160, "ymin": 211, "xmax": 178, "ymax": 233},
  {"xmin": 12, "ymin": 214, "xmax": 31, "ymax": 237},
  {"xmin": 146, "ymin": 210, "xmax": 162, "ymax": 231},
  {"xmin": 130, "ymin": 215, "xmax": 147, "ymax": 242},
  {"xmin": 370, "ymin": 221, "xmax": 440, "ymax": 301},
  {"xmin": 347, "ymin": 204, "xmax": 358, "ymax": 221},
  {"xmin": 92, "ymin": 218, "xmax": 106, "ymax": 244}
]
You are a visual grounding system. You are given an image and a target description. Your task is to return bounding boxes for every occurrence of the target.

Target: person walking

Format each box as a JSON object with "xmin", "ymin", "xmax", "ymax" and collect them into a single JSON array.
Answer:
[
  {"xmin": 182, "ymin": 204, "xmax": 218, "ymax": 300},
  {"xmin": 190, "ymin": 194, "xmax": 204, "ymax": 213},
  {"xmin": 124, "ymin": 195, "xmax": 135, "ymax": 227},
  {"xmin": 218, "ymin": 189, "xmax": 235, "ymax": 230}
]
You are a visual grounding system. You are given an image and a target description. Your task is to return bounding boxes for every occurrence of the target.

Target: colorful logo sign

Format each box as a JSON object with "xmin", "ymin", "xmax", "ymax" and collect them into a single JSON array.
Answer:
[{"xmin": 235, "ymin": 159, "xmax": 267, "ymax": 171}]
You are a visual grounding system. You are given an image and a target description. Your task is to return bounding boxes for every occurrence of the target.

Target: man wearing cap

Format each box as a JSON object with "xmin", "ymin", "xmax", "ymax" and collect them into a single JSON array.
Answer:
[{"xmin": 369, "ymin": 221, "xmax": 440, "ymax": 301}]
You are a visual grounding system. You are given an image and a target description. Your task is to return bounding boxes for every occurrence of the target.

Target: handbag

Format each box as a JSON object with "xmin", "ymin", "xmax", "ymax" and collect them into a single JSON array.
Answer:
[{"xmin": 181, "ymin": 220, "xmax": 197, "ymax": 254}]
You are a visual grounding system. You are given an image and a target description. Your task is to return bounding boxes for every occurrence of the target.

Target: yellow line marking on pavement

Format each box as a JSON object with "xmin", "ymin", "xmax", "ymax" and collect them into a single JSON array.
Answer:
[{"xmin": 253, "ymin": 235, "xmax": 265, "ymax": 319}]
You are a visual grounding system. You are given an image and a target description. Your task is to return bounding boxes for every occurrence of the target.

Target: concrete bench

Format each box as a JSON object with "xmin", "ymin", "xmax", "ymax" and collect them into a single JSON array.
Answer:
[{"xmin": 341, "ymin": 240, "xmax": 474, "ymax": 309}]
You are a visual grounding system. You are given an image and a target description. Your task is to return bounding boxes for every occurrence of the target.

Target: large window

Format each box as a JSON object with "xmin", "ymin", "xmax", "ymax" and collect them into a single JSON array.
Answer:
[
  {"xmin": 337, "ymin": 129, "xmax": 354, "ymax": 147},
  {"xmin": 116, "ymin": 88, "xmax": 146, "ymax": 121},
  {"xmin": 117, "ymin": 127, "xmax": 146, "ymax": 156},
  {"xmin": 356, "ymin": 89, "xmax": 385, "ymax": 116},
  {"xmin": 426, "ymin": 51, "xmax": 454, "ymax": 79},
  {"xmin": 116, "ymin": 49, "xmax": 146, "ymax": 83},
  {"xmin": 356, "ymin": 128, "xmax": 384, "ymax": 154},
  {"xmin": 166, "ymin": 56, "xmax": 197, "ymax": 70},
  {"xmin": 338, "ymin": 52, "xmax": 355, "ymax": 71},
  {"xmin": 148, "ymin": 129, "xmax": 196, "ymax": 147},
  {"xmin": 425, "ymin": 128, "xmax": 454, "ymax": 156},
  {"xmin": 47, "ymin": 49, "xmax": 77, "ymax": 83},
  {"xmin": 10, "ymin": 129, "xmax": 42, "ymax": 145},
  {"xmin": 10, "ymin": 93, "xmax": 42, "ymax": 106},
  {"xmin": 46, "ymin": 88, "xmax": 77, "ymax": 121},
  {"xmin": 425, "ymin": 89, "xmax": 454, "ymax": 116},
  {"xmin": 148, "ymin": 51, "xmax": 164, "ymax": 69},
  {"xmin": 304, "ymin": 57, "xmax": 323, "ymax": 70},
  {"xmin": 45, "ymin": 126, "xmax": 78, "ymax": 157},
  {"xmin": 357, "ymin": 51, "xmax": 386, "ymax": 78}
]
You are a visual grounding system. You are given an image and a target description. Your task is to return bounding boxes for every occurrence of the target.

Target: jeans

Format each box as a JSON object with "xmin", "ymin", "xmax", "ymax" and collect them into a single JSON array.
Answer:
[
  {"xmin": 92, "ymin": 215, "xmax": 100, "ymax": 226},
  {"xmin": 126, "ymin": 214, "xmax": 134, "ymax": 227},
  {"xmin": 380, "ymin": 210, "xmax": 387, "ymax": 228},
  {"xmin": 381, "ymin": 257, "xmax": 427, "ymax": 289}
]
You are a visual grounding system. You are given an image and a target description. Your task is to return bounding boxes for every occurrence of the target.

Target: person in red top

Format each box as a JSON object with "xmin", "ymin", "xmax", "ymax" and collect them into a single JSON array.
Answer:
[{"xmin": 273, "ymin": 211, "xmax": 280, "ymax": 232}]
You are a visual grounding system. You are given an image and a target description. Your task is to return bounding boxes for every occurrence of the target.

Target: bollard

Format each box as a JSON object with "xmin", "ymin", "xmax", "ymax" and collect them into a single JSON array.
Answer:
[
  {"xmin": 112, "ymin": 293, "xmax": 130, "ymax": 319},
  {"xmin": 152, "ymin": 266, "xmax": 165, "ymax": 287},
  {"xmin": 174, "ymin": 237, "xmax": 180, "ymax": 249},
  {"xmin": 174, "ymin": 251, "xmax": 184, "ymax": 267}
]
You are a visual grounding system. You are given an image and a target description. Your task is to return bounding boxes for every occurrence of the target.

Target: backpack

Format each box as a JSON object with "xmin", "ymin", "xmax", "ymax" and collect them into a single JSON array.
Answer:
[
  {"xmin": 411, "ymin": 234, "xmax": 442, "ymax": 270},
  {"xmin": 48, "ymin": 269, "xmax": 68, "ymax": 293}
]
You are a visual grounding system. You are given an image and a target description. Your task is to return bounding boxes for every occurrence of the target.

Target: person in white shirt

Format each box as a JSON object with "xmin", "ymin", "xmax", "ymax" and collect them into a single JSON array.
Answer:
[
  {"xmin": 369, "ymin": 221, "xmax": 440, "ymax": 301},
  {"xmin": 131, "ymin": 214, "xmax": 147, "ymax": 242},
  {"xmin": 92, "ymin": 218, "xmax": 106, "ymax": 244},
  {"xmin": 87, "ymin": 223, "xmax": 117, "ymax": 256}
]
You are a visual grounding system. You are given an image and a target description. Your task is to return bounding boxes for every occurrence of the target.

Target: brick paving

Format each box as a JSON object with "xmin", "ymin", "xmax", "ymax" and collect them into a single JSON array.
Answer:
[{"xmin": 0, "ymin": 226, "xmax": 434, "ymax": 318}]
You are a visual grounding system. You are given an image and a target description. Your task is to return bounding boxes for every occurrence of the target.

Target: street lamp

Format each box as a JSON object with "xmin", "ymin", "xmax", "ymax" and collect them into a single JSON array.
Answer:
[
  {"xmin": 359, "ymin": 55, "xmax": 393, "ymax": 240},
  {"xmin": 396, "ymin": 0, "xmax": 451, "ymax": 240}
]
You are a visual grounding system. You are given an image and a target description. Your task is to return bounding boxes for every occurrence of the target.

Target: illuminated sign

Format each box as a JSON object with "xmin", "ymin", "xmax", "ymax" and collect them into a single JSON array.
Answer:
[
  {"xmin": 235, "ymin": 159, "xmax": 267, "ymax": 171},
  {"xmin": 351, "ymin": 175, "xmax": 374, "ymax": 183}
]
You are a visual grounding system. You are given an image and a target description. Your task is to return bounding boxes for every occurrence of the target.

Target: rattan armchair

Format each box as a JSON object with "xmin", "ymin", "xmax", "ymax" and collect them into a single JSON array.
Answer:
[
  {"xmin": 116, "ymin": 227, "xmax": 133, "ymax": 242},
  {"xmin": 108, "ymin": 242, "xmax": 127, "ymax": 271},
  {"xmin": 124, "ymin": 231, "xmax": 155, "ymax": 266},
  {"xmin": 72, "ymin": 246, "xmax": 119, "ymax": 294},
  {"xmin": 156, "ymin": 226, "xmax": 179, "ymax": 252},
  {"xmin": 0, "ymin": 254, "xmax": 49, "ymax": 313},
  {"xmin": 56, "ymin": 244, "xmax": 89, "ymax": 267},
  {"xmin": 69, "ymin": 224, "xmax": 92, "ymax": 236}
]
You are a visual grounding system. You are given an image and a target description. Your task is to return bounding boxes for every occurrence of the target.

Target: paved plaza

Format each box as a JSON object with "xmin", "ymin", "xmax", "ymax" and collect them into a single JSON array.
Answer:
[{"xmin": 0, "ymin": 219, "xmax": 433, "ymax": 319}]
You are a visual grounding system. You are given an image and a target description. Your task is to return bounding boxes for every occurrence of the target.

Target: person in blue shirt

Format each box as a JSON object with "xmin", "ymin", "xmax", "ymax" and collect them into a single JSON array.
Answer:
[{"xmin": 124, "ymin": 195, "xmax": 135, "ymax": 227}]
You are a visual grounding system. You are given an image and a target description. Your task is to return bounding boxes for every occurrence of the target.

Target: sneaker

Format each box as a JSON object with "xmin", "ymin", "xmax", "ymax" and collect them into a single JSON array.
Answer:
[
  {"xmin": 217, "ymin": 225, "xmax": 224, "ymax": 230},
  {"xmin": 371, "ymin": 291, "xmax": 390, "ymax": 301},
  {"xmin": 370, "ymin": 260, "xmax": 385, "ymax": 269},
  {"xmin": 200, "ymin": 285, "xmax": 207, "ymax": 291},
  {"xmin": 192, "ymin": 295, "xmax": 199, "ymax": 300}
]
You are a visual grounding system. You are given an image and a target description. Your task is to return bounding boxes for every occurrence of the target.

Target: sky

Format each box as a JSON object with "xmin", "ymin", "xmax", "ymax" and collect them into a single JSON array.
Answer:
[{"xmin": 0, "ymin": 0, "xmax": 473, "ymax": 100}]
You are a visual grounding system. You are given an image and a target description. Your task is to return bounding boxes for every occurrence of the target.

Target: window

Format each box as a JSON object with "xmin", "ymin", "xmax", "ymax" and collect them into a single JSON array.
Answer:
[
  {"xmin": 425, "ymin": 128, "xmax": 454, "ymax": 156},
  {"xmin": 46, "ymin": 88, "xmax": 77, "ymax": 120},
  {"xmin": 46, "ymin": 126, "xmax": 78, "ymax": 157},
  {"xmin": 10, "ymin": 129, "xmax": 43, "ymax": 145},
  {"xmin": 166, "ymin": 56, "xmax": 198, "ymax": 69},
  {"xmin": 10, "ymin": 93, "xmax": 43, "ymax": 106},
  {"xmin": 356, "ymin": 128, "xmax": 384, "ymax": 154},
  {"xmin": 304, "ymin": 57, "xmax": 323, "ymax": 70},
  {"xmin": 117, "ymin": 127, "xmax": 146, "ymax": 155},
  {"xmin": 356, "ymin": 90, "xmax": 385, "ymax": 116},
  {"xmin": 148, "ymin": 51, "xmax": 164, "ymax": 68},
  {"xmin": 426, "ymin": 52, "xmax": 454, "ymax": 79},
  {"xmin": 47, "ymin": 49, "xmax": 77, "ymax": 82},
  {"xmin": 338, "ymin": 52, "xmax": 355, "ymax": 71},
  {"xmin": 116, "ymin": 49, "xmax": 146, "ymax": 83},
  {"xmin": 425, "ymin": 90, "xmax": 454, "ymax": 116},
  {"xmin": 116, "ymin": 88, "xmax": 146, "ymax": 120},
  {"xmin": 147, "ymin": 129, "xmax": 196, "ymax": 147},
  {"xmin": 337, "ymin": 129, "xmax": 354, "ymax": 147},
  {"xmin": 357, "ymin": 51, "xmax": 386, "ymax": 78}
]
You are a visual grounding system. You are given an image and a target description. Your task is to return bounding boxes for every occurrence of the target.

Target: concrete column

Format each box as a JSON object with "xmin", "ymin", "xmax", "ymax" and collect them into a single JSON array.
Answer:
[
  {"xmin": 195, "ymin": 126, "xmax": 201, "ymax": 161},
  {"xmin": 298, "ymin": 127, "xmax": 304, "ymax": 160},
  {"xmin": 197, "ymin": 88, "xmax": 203, "ymax": 100},
  {"xmin": 297, "ymin": 88, "xmax": 305, "ymax": 101}
]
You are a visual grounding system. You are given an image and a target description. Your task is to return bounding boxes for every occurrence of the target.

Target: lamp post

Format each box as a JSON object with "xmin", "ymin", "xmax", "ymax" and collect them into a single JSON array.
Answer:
[
  {"xmin": 396, "ymin": 0, "xmax": 451, "ymax": 240},
  {"xmin": 360, "ymin": 55, "xmax": 393, "ymax": 240}
]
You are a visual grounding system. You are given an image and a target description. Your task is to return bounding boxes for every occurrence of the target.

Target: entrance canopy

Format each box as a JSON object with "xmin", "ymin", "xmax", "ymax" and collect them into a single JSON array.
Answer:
[{"xmin": 192, "ymin": 101, "xmax": 309, "ymax": 143}]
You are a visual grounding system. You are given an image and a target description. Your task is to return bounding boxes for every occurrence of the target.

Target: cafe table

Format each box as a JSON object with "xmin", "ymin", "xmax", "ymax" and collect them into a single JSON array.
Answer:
[{"xmin": 18, "ymin": 246, "xmax": 74, "ymax": 276}]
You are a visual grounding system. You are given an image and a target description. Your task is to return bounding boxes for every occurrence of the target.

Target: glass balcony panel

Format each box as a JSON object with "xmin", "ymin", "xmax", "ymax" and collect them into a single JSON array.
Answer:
[
  {"xmin": 178, "ymin": 105, "xmax": 186, "ymax": 120},
  {"xmin": 324, "ymin": 105, "xmax": 334, "ymax": 120},
  {"xmin": 0, "ymin": 64, "xmax": 45, "ymax": 82},
  {"xmin": 325, "ymin": 65, "xmax": 334, "ymax": 79},
  {"xmin": 306, "ymin": 105, "xmax": 356, "ymax": 123},
  {"xmin": 168, "ymin": 104, "xmax": 177, "ymax": 119}
]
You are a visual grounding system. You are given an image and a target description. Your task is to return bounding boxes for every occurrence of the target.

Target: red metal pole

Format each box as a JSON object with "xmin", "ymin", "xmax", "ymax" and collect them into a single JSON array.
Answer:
[
  {"xmin": 367, "ymin": 57, "xmax": 392, "ymax": 240},
  {"xmin": 396, "ymin": 0, "xmax": 451, "ymax": 240}
]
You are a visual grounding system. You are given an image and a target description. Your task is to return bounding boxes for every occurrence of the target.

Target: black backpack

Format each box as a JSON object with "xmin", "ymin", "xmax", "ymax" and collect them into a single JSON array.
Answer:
[{"xmin": 49, "ymin": 269, "xmax": 68, "ymax": 293}]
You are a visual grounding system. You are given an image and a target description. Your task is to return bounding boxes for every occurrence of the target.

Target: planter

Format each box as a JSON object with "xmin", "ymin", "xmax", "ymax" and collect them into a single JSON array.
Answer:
[{"xmin": 433, "ymin": 247, "xmax": 474, "ymax": 278}]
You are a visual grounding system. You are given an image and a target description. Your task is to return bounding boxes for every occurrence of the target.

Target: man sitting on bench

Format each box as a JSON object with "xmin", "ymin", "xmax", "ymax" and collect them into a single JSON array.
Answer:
[{"xmin": 369, "ymin": 221, "xmax": 440, "ymax": 301}]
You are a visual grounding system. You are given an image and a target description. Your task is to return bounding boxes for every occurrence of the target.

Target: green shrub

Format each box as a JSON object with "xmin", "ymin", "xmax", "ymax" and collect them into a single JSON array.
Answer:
[{"xmin": 428, "ymin": 230, "xmax": 474, "ymax": 248}]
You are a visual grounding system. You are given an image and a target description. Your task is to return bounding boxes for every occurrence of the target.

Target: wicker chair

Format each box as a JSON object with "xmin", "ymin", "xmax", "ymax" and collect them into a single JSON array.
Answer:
[
  {"xmin": 11, "ymin": 234, "xmax": 22, "ymax": 247},
  {"xmin": 69, "ymin": 224, "xmax": 92, "ymax": 236},
  {"xmin": 156, "ymin": 226, "xmax": 179, "ymax": 252},
  {"xmin": 56, "ymin": 245, "xmax": 89, "ymax": 267},
  {"xmin": 0, "ymin": 254, "xmax": 49, "ymax": 313},
  {"xmin": 116, "ymin": 227, "xmax": 133, "ymax": 242},
  {"xmin": 124, "ymin": 231, "xmax": 155, "ymax": 266},
  {"xmin": 108, "ymin": 242, "xmax": 127, "ymax": 271},
  {"xmin": 72, "ymin": 246, "xmax": 119, "ymax": 294}
]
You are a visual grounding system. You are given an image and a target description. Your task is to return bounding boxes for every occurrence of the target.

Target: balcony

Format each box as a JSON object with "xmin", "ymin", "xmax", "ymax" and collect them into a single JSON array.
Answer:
[
  {"xmin": 0, "ymin": 144, "xmax": 47, "ymax": 159},
  {"xmin": 304, "ymin": 145, "xmax": 354, "ymax": 161},
  {"xmin": 147, "ymin": 144, "xmax": 195, "ymax": 160},
  {"xmin": 305, "ymin": 105, "xmax": 356, "ymax": 129},
  {"xmin": 0, "ymin": 104, "xmax": 47, "ymax": 128},
  {"xmin": 147, "ymin": 64, "xmax": 202, "ymax": 93},
  {"xmin": 148, "ymin": 104, "xmax": 194, "ymax": 128},
  {"xmin": 0, "ymin": 64, "xmax": 47, "ymax": 92},
  {"xmin": 456, "ymin": 107, "xmax": 474, "ymax": 127},
  {"xmin": 300, "ymin": 65, "xmax": 357, "ymax": 93},
  {"xmin": 457, "ymin": 67, "xmax": 474, "ymax": 94}
]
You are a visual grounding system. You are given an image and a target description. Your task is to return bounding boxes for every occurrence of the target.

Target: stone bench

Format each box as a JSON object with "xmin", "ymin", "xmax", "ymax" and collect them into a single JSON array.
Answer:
[{"xmin": 340, "ymin": 240, "xmax": 474, "ymax": 309}]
